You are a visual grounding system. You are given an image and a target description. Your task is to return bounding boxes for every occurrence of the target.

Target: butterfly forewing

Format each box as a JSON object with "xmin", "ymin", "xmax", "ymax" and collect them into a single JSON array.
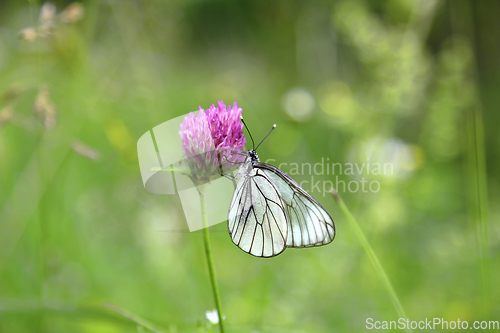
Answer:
[
  {"xmin": 256, "ymin": 163, "xmax": 336, "ymax": 248},
  {"xmin": 228, "ymin": 150, "xmax": 335, "ymax": 257},
  {"xmin": 228, "ymin": 161, "xmax": 288, "ymax": 257}
]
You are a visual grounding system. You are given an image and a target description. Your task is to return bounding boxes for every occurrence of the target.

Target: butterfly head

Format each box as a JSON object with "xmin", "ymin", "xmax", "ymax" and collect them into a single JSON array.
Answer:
[{"xmin": 248, "ymin": 149, "xmax": 259, "ymax": 163}]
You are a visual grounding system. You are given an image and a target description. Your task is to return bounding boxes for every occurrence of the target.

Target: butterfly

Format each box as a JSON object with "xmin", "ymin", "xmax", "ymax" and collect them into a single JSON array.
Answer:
[{"xmin": 227, "ymin": 122, "xmax": 335, "ymax": 257}]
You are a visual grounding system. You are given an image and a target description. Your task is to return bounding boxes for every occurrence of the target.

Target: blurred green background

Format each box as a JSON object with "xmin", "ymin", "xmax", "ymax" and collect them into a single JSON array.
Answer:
[{"xmin": 0, "ymin": 0, "xmax": 499, "ymax": 332}]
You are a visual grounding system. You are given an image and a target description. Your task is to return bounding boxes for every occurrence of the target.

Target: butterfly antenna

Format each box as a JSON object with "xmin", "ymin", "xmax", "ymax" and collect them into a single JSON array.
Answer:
[
  {"xmin": 241, "ymin": 116, "xmax": 255, "ymax": 149},
  {"xmin": 255, "ymin": 124, "xmax": 276, "ymax": 151}
]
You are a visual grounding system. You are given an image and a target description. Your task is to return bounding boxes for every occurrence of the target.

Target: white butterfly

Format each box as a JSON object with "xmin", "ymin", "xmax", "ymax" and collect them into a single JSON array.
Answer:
[{"xmin": 227, "ymin": 125, "xmax": 335, "ymax": 257}]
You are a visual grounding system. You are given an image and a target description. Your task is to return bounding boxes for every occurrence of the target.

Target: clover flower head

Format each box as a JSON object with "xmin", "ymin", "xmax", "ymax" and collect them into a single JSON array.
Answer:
[{"xmin": 179, "ymin": 101, "xmax": 246, "ymax": 182}]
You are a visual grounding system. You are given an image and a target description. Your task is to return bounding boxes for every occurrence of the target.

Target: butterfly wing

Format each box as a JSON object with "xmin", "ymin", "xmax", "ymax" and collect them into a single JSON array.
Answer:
[
  {"xmin": 255, "ymin": 162, "xmax": 336, "ymax": 248},
  {"xmin": 228, "ymin": 163, "xmax": 288, "ymax": 257}
]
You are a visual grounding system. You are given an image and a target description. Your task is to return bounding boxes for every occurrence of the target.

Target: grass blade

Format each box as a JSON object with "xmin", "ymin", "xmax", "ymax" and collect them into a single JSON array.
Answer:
[
  {"xmin": 330, "ymin": 190, "xmax": 411, "ymax": 332},
  {"xmin": 104, "ymin": 303, "xmax": 167, "ymax": 333}
]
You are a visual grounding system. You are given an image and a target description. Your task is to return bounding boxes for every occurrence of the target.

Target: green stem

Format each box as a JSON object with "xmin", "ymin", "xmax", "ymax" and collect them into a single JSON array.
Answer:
[
  {"xmin": 466, "ymin": 104, "xmax": 490, "ymax": 315},
  {"xmin": 331, "ymin": 190, "xmax": 410, "ymax": 332},
  {"xmin": 199, "ymin": 189, "xmax": 225, "ymax": 333},
  {"xmin": 449, "ymin": 0, "xmax": 490, "ymax": 315}
]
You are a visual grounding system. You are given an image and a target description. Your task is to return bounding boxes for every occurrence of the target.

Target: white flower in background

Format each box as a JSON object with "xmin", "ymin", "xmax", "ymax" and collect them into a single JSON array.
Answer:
[{"xmin": 205, "ymin": 309, "xmax": 226, "ymax": 324}]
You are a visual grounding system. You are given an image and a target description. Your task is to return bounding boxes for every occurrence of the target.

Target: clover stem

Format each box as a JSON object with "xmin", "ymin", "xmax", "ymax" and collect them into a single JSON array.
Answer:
[{"xmin": 199, "ymin": 187, "xmax": 225, "ymax": 333}]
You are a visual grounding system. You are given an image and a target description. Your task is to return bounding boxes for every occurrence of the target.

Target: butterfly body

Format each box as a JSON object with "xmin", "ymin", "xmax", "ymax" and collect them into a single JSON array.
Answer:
[{"xmin": 228, "ymin": 149, "xmax": 335, "ymax": 257}]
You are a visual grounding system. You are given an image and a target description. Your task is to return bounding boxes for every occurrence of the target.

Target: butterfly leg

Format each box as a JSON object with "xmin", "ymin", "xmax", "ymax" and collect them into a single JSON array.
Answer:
[
  {"xmin": 217, "ymin": 165, "xmax": 236, "ymax": 181},
  {"xmin": 221, "ymin": 173, "xmax": 236, "ymax": 181},
  {"xmin": 217, "ymin": 153, "xmax": 237, "ymax": 181}
]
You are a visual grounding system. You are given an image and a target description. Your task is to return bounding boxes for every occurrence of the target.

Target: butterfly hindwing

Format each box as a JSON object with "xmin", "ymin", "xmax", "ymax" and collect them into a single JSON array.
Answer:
[{"xmin": 255, "ymin": 163, "xmax": 336, "ymax": 248}]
